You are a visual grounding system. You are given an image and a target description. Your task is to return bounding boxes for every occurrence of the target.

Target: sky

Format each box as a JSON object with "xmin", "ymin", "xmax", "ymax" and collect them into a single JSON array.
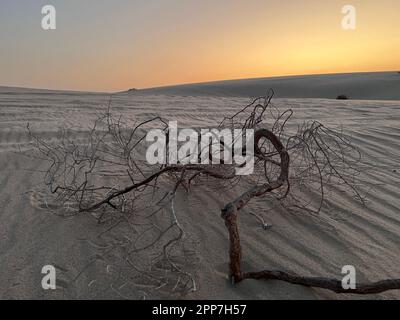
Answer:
[{"xmin": 0, "ymin": 0, "xmax": 399, "ymax": 92}]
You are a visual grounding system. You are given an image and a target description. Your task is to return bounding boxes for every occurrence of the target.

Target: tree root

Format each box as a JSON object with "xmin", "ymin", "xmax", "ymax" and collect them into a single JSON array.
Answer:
[
  {"xmin": 242, "ymin": 270, "xmax": 400, "ymax": 294},
  {"xmin": 221, "ymin": 129, "xmax": 400, "ymax": 295}
]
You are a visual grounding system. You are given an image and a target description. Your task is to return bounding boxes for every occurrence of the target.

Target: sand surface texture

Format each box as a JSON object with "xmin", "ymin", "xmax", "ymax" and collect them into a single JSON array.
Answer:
[{"xmin": 0, "ymin": 87, "xmax": 399, "ymax": 299}]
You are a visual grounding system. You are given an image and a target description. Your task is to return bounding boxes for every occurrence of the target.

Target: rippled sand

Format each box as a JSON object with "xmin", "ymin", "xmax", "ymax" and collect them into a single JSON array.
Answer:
[{"xmin": 0, "ymin": 88, "xmax": 399, "ymax": 299}]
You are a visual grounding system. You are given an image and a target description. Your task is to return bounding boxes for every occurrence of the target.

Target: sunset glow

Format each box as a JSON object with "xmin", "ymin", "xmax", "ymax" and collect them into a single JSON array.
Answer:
[{"xmin": 0, "ymin": 0, "xmax": 399, "ymax": 92}]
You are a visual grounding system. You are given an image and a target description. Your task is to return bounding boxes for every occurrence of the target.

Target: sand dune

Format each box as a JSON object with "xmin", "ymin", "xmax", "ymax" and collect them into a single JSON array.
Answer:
[
  {"xmin": 134, "ymin": 72, "xmax": 400, "ymax": 100},
  {"xmin": 0, "ymin": 89, "xmax": 399, "ymax": 299}
]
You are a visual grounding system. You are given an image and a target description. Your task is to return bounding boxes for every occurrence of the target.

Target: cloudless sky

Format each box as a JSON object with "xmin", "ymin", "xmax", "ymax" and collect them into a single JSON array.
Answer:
[{"xmin": 0, "ymin": 0, "xmax": 399, "ymax": 92}]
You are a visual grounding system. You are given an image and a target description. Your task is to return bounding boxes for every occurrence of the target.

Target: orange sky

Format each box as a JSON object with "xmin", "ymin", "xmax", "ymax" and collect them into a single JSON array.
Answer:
[{"xmin": 0, "ymin": 0, "xmax": 399, "ymax": 92}]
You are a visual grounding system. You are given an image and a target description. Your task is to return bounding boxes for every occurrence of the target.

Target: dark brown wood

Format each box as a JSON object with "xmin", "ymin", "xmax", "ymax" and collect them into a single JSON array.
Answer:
[
  {"xmin": 242, "ymin": 270, "xmax": 400, "ymax": 294},
  {"xmin": 221, "ymin": 128, "xmax": 400, "ymax": 295}
]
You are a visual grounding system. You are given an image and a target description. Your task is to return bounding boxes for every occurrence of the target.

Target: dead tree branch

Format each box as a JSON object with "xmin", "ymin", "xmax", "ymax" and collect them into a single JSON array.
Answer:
[{"xmin": 28, "ymin": 91, "xmax": 400, "ymax": 296}]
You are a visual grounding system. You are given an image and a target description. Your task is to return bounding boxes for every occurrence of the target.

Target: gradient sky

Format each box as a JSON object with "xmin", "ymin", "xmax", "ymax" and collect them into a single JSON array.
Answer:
[{"xmin": 0, "ymin": 0, "xmax": 399, "ymax": 92}]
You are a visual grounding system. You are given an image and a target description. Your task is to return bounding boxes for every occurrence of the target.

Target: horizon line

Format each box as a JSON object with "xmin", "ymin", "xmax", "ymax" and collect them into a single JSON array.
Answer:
[{"xmin": 1, "ymin": 69, "xmax": 398, "ymax": 94}]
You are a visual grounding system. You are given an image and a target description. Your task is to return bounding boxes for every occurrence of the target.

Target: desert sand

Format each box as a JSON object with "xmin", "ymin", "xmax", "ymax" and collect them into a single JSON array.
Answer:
[
  {"xmin": 136, "ymin": 71, "xmax": 400, "ymax": 100},
  {"xmin": 0, "ymin": 78, "xmax": 400, "ymax": 299}
]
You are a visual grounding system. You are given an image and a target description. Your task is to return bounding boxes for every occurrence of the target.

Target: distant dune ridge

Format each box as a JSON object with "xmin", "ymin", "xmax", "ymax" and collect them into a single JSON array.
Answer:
[
  {"xmin": 2, "ymin": 72, "xmax": 399, "ymax": 101},
  {"xmin": 130, "ymin": 71, "xmax": 400, "ymax": 100}
]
